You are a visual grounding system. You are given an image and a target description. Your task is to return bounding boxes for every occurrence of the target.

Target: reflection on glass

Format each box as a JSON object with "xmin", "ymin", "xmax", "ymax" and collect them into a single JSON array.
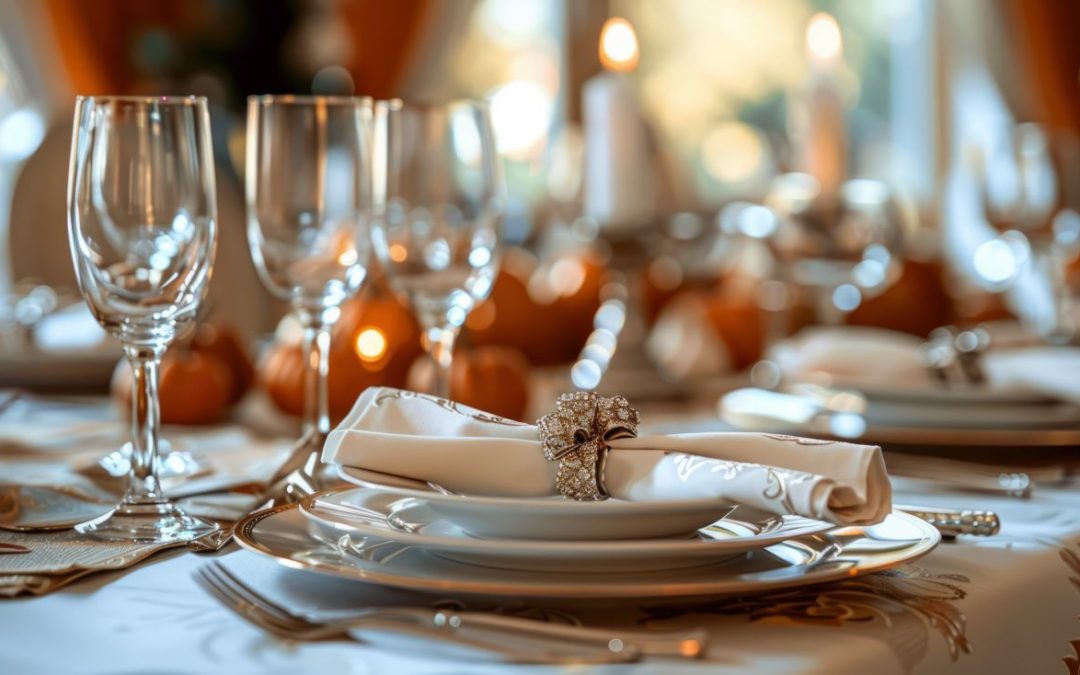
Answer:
[
  {"xmin": 67, "ymin": 95, "xmax": 217, "ymax": 543},
  {"xmin": 246, "ymin": 95, "xmax": 373, "ymax": 485},
  {"xmin": 371, "ymin": 100, "xmax": 503, "ymax": 397}
]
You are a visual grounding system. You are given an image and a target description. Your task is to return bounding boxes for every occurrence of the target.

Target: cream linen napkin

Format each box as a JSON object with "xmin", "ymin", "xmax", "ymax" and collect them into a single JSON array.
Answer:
[
  {"xmin": 771, "ymin": 326, "xmax": 1080, "ymax": 403},
  {"xmin": 322, "ymin": 388, "xmax": 891, "ymax": 526}
]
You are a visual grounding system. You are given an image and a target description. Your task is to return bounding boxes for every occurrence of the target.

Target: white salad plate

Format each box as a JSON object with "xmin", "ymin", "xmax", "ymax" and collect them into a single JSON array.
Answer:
[
  {"xmin": 336, "ymin": 466, "xmax": 738, "ymax": 541},
  {"xmin": 235, "ymin": 503, "xmax": 940, "ymax": 603},
  {"xmin": 299, "ymin": 487, "xmax": 836, "ymax": 573}
]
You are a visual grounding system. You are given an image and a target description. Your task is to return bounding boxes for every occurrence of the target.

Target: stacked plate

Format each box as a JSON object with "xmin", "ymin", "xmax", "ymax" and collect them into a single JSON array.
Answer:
[
  {"xmin": 721, "ymin": 384, "xmax": 1080, "ymax": 449},
  {"xmin": 857, "ymin": 383, "xmax": 1080, "ymax": 448},
  {"xmin": 233, "ymin": 468, "xmax": 940, "ymax": 603}
]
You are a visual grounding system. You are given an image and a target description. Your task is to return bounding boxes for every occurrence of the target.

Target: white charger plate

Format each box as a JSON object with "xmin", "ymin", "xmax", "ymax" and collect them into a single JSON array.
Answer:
[
  {"xmin": 235, "ymin": 504, "xmax": 940, "ymax": 602},
  {"xmin": 336, "ymin": 466, "xmax": 738, "ymax": 541},
  {"xmin": 299, "ymin": 487, "xmax": 835, "ymax": 573}
]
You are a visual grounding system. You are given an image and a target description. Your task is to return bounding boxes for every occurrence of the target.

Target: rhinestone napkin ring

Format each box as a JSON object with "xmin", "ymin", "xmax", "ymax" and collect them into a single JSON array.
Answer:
[{"xmin": 537, "ymin": 392, "xmax": 640, "ymax": 501}]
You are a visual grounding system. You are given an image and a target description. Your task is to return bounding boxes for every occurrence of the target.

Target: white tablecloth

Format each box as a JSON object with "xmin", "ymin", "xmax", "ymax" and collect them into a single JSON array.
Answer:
[{"xmin": 2, "ymin": 401, "xmax": 1080, "ymax": 674}]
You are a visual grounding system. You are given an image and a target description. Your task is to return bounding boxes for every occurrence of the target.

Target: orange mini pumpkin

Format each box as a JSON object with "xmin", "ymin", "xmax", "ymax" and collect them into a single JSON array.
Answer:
[
  {"xmin": 261, "ymin": 289, "xmax": 423, "ymax": 420},
  {"xmin": 467, "ymin": 249, "xmax": 603, "ymax": 366},
  {"xmin": 846, "ymin": 259, "xmax": 954, "ymax": 338},
  {"xmin": 190, "ymin": 323, "xmax": 254, "ymax": 404},
  {"xmin": 449, "ymin": 345, "xmax": 531, "ymax": 422},
  {"xmin": 112, "ymin": 348, "xmax": 233, "ymax": 425},
  {"xmin": 702, "ymin": 293, "xmax": 765, "ymax": 371}
]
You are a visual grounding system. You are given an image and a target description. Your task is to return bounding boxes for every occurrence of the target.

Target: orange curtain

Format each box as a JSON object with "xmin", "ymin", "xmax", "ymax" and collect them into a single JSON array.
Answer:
[
  {"xmin": 1005, "ymin": 0, "xmax": 1080, "ymax": 132},
  {"xmin": 340, "ymin": 0, "xmax": 434, "ymax": 99},
  {"xmin": 43, "ymin": 0, "xmax": 187, "ymax": 94},
  {"xmin": 43, "ymin": 0, "xmax": 433, "ymax": 99}
]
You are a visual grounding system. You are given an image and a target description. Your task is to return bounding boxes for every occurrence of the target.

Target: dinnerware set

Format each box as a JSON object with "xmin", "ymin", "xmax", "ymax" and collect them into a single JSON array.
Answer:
[
  {"xmin": 721, "ymin": 377, "xmax": 1080, "ymax": 451},
  {"xmin": 227, "ymin": 467, "xmax": 941, "ymax": 612}
]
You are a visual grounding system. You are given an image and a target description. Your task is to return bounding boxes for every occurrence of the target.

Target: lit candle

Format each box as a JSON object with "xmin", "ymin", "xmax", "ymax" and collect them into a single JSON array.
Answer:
[
  {"xmin": 796, "ymin": 12, "xmax": 847, "ymax": 198},
  {"xmin": 583, "ymin": 17, "xmax": 655, "ymax": 232}
]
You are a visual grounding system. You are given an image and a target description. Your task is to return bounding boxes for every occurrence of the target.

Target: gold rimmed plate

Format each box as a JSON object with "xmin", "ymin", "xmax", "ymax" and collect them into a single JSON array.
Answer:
[
  {"xmin": 298, "ymin": 486, "xmax": 834, "ymax": 573},
  {"xmin": 233, "ymin": 503, "xmax": 940, "ymax": 603}
]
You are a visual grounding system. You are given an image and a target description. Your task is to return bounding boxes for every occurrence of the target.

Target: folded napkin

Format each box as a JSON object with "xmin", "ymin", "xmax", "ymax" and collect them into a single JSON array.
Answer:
[
  {"xmin": 771, "ymin": 326, "xmax": 1080, "ymax": 403},
  {"xmin": 322, "ymin": 388, "xmax": 891, "ymax": 526}
]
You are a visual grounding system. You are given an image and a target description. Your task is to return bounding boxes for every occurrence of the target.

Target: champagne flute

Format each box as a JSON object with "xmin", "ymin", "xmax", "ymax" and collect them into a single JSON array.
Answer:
[
  {"xmin": 370, "ymin": 99, "xmax": 503, "ymax": 398},
  {"xmin": 246, "ymin": 95, "xmax": 372, "ymax": 489},
  {"xmin": 67, "ymin": 95, "xmax": 218, "ymax": 542}
]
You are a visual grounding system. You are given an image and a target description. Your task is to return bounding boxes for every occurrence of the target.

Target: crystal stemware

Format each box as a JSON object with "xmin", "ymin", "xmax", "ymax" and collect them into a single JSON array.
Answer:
[
  {"xmin": 246, "ymin": 95, "xmax": 373, "ymax": 490},
  {"xmin": 67, "ymin": 95, "xmax": 218, "ymax": 542},
  {"xmin": 370, "ymin": 99, "xmax": 503, "ymax": 397},
  {"xmin": 764, "ymin": 173, "xmax": 908, "ymax": 325},
  {"xmin": 976, "ymin": 123, "xmax": 1080, "ymax": 343}
]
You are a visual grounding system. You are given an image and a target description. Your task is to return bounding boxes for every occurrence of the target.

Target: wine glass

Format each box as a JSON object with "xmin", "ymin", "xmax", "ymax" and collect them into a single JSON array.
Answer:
[
  {"xmin": 370, "ymin": 99, "xmax": 502, "ymax": 397},
  {"xmin": 764, "ymin": 173, "xmax": 907, "ymax": 325},
  {"xmin": 246, "ymin": 95, "xmax": 372, "ymax": 488},
  {"xmin": 67, "ymin": 95, "xmax": 218, "ymax": 542},
  {"xmin": 975, "ymin": 123, "xmax": 1080, "ymax": 343}
]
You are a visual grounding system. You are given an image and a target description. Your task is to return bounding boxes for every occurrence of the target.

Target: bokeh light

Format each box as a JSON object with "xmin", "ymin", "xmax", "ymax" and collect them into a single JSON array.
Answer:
[
  {"xmin": 489, "ymin": 79, "xmax": 553, "ymax": 160},
  {"xmin": 701, "ymin": 121, "xmax": 767, "ymax": 184},
  {"xmin": 599, "ymin": 17, "xmax": 639, "ymax": 72},
  {"xmin": 806, "ymin": 13, "xmax": 843, "ymax": 63},
  {"xmin": 354, "ymin": 327, "xmax": 388, "ymax": 362}
]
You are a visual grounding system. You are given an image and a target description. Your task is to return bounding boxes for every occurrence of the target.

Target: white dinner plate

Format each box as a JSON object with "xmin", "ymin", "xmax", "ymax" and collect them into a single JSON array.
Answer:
[
  {"xmin": 235, "ymin": 504, "xmax": 940, "ymax": 602},
  {"xmin": 863, "ymin": 400, "xmax": 1080, "ymax": 430},
  {"xmin": 336, "ymin": 466, "xmax": 738, "ymax": 541},
  {"xmin": 718, "ymin": 390, "xmax": 1080, "ymax": 447},
  {"xmin": 299, "ymin": 487, "xmax": 835, "ymax": 573}
]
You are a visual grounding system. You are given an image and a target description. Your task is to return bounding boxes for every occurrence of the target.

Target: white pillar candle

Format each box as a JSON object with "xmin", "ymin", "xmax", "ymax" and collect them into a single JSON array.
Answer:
[
  {"xmin": 796, "ymin": 12, "xmax": 848, "ymax": 198},
  {"xmin": 583, "ymin": 17, "xmax": 655, "ymax": 232}
]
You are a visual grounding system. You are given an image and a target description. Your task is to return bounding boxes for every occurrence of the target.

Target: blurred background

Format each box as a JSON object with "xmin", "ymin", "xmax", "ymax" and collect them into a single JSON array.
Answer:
[{"xmin": 1, "ymin": 0, "xmax": 1078, "ymax": 425}]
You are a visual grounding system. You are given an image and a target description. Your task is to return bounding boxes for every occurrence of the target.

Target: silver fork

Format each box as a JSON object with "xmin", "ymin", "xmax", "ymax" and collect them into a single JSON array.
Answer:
[{"xmin": 196, "ymin": 561, "xmax": 706, "ymax": 662}]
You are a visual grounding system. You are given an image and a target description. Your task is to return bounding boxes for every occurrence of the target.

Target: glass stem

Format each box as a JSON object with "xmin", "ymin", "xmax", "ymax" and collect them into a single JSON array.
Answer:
[
  {"xmin": 298, "ymin": 308, "xmax": 337, "ymax": 450},
  {"xmin": 422, "ymin": 325, "xmax": 459, "ymax": 399},
  {"xmin": 816, "ymin": 286, "xmax": 846, "ymax": 326},
  {"xmin": 1039, "ymin": 246, "xmax": 1075, "ymax": 344},
  {"xmin": 123, "ymin": 344, "xmax": 167, "ymax": 506}
]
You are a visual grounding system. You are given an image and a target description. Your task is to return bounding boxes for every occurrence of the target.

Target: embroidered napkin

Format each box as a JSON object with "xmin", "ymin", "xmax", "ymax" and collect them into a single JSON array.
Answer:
[
  {"xmin": 322, "ymin": 388, "xmax": 891, "ymax": 526},
  {"xmin": 771, "ymin": 326, "xmax": 1080, "ymax": 403}
]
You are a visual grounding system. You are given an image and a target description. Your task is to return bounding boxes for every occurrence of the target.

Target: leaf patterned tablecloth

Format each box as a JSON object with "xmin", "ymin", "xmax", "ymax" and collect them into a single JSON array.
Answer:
[{"xmin": 1, "ymin": 476, "xmax": 1079, "ymax": 674}]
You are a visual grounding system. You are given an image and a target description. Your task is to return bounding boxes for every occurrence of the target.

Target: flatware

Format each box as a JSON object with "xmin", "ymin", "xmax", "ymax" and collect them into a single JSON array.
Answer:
[
  {"xmin": 196, "ymin": 561, "xmax": 705, "ymax": 661},
  {"xmin": 895, "ymin": 504, "xmax": 1000, "ymax": 538},
  {"xmin": 0, "ymin": 390, "xmax": 21, "ymax": 417},
  {"xmin": 884, "ymin": 452, "xmax": 1068, "ymax": 498}
]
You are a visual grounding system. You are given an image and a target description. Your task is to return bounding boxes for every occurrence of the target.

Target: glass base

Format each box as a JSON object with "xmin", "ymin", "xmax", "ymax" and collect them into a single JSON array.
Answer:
[
  {"xmin": 98, "ymin": 441, "xmax": 210, "ymax": 480},
  {"xmin": 76, "ymin": 500, "xmax": 217, "ymax": 544}
]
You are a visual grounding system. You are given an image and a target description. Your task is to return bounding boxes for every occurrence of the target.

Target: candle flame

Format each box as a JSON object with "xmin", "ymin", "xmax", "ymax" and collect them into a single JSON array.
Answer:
[
  {"xmin": 355, "ymin": 327, "xmax": 388, "ymax": 362},
  {"xmin": 599, "ymin": 17, "xmax": 639, "ymax": 73},
  {"xmin": 806, "ymin": 13, "xmax": 843, "ymax": 64}
]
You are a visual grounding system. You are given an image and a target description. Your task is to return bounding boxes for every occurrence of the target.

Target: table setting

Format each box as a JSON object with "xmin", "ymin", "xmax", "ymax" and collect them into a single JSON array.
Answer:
[{"xmin": 3, "ymin": 4, "xmax": 1080, "ymax": 674}]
